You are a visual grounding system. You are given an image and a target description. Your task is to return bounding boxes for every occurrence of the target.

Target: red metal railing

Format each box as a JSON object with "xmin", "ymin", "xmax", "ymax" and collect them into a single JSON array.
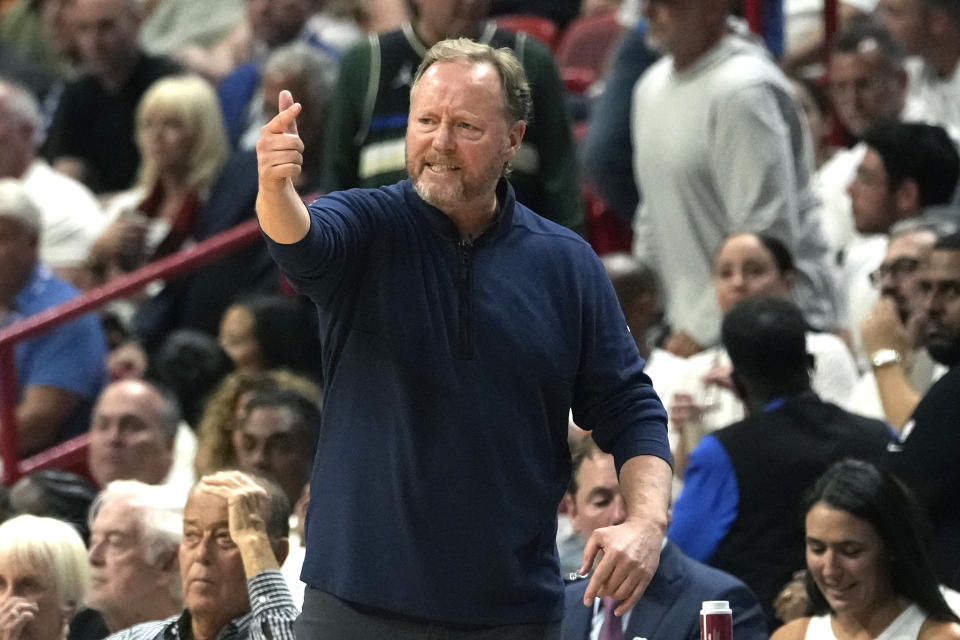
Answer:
[{"xmin": 0, "ymin": 218, "xmax": 263, "ymax": 485}]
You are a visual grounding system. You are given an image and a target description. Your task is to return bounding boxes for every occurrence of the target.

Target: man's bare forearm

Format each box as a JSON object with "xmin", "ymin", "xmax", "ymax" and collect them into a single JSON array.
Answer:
[
  {"xmin": 255, "ymin": 184, "xmax": 310, "ymax": 244},
  {"xmin": 619, "ymin": 454, "xmax": 672, "ymax": 530}
]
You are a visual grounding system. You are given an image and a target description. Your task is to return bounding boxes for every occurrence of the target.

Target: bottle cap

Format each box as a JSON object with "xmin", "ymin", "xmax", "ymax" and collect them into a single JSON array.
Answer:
[{"xmin": 701, "ymin": 601, "xmax": 731, "ymax": 613}]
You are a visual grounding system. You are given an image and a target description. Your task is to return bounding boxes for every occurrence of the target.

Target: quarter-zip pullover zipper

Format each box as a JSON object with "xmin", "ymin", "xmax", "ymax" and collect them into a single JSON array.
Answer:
[{"xmin": 456, "ymin": 239, "xmax": 474, "ymax": 360}]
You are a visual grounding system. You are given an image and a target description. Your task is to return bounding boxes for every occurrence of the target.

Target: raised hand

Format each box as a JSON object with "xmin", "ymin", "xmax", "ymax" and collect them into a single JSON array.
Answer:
[
  {"xmin": 0, "ymin": 598, "xmax": 38, "ymax": 640},
  {"xmin": 197, "ymin": 471, "xmax": 284, "ymax": 578},
  {"xmin": 256, "ymin": 90, "xmax": 305, "ymax": 187}
]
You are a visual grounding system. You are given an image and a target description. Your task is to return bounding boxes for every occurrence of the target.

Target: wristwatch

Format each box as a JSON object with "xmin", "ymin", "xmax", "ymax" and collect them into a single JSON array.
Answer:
[{"xmin": 870, "ymin": 348, "xmax": 902, "ymax": 369}]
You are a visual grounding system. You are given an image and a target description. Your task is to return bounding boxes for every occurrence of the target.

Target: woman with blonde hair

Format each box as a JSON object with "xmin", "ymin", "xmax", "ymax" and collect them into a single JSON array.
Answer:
[
  {"xmin": 85, "ymin": 74, "xmax": 229, "ymax": 285},
  {"xmin": 0, "ymin": 515, "xmax": 89, "ymax": 640}
]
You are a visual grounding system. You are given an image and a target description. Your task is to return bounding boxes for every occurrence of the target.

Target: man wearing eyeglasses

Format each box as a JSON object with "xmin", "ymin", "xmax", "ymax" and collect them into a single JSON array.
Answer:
[
  {"xmin": 855, "ymin": 224, "xmax": 952, "ymax": 428},
  {"xmin": 884, "ymin": 232, "xmax": 960, "ymax": 592},
  {"xmin": 839, "ymin": 120, "xmax": 958, "ymax": 364}
]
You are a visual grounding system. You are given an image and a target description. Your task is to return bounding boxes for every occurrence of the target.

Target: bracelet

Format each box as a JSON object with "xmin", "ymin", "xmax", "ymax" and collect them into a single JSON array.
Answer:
[{"xmin": 870, "ymin": 348, "xmax": 902, "ymax": 369}]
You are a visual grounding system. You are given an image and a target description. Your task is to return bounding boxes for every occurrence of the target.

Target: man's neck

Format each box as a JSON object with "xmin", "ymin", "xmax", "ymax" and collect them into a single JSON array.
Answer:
[
  {"xmin": 926, "ymin": 45, "xmax": 960, "ymax": 80},
  {"xmin": 190, "ymin": 612, "xmax": 234, "ymax": 640},
  {"xmin": 94, "ymin": 52, "xmax": 140, "ymax": 93},
  {"xmin": 672, "ymin": 29, "xmax": 724, "ymax": 72},
  {"xmin": 445, "ymin": 196, "xmax": 498, "ymax": 241}
]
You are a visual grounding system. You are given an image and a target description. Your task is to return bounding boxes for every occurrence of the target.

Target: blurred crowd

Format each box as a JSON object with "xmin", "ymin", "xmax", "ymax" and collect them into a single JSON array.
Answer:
[{"xmin": 1, "ymin": 0, "xmax": 959, "ymax": 638}]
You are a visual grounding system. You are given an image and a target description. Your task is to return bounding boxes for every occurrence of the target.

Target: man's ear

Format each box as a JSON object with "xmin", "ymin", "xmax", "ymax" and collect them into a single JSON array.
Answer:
[
  {"xmin": 894, "ymin": 178, "xmax": 920, "ymax": 218},
  {"xmin": 506, "ymin": 120, "xmax": 526, "ymax": 157},
  {"xmin": 560, "ymin": 492, "xmax": 576, "ymax": 517}
]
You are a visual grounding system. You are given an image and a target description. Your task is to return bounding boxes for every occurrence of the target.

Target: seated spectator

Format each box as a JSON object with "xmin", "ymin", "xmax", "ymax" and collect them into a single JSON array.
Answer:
[
  {"xmin": 151, "ymin": 330, "xmax": 231, "ymax": 428},
  {"xmin": 0, "ymin": 514, "xmax": 88, "ymax": 640},
  {"xmin": 841, "ymin": 120, "xmax": 960, "ymax": 362},
  {"xmin": 0, "ymin": 0, "xmax": 77, "ymax": 84},
  {"xmin": 815, "ymin": 20, "xmax": 908, "ymax": 256},
  {"xmin": 0, "ymin": 179, "xmax": 107, "ymax": 454},
  {"xmin": 86, "ymin": 74, "xmax": 229, "ymax": 287},
  {"xmin": 883, "ymin": 232, "xmax": 960, "ymax": 592},
  {"xmin": 87, "ymin": 379, "xmax": 196, "ymax": 499},
  {"xmin": 232, "ymin": 388, "xmax": 320, "ymax": 507},
  {"xmin": 8, "ymin": 470, "xmax": 97, "ymax": 543},
  {"xmin": 876, "ymin": 0, "xmax": 960, "ymax": 133},
  {"xmin": 771, "ymin": 459, "xmax": 960, "ymax": 640},
  {"xmin": 560, "ymin": 437, "xmax": 768, "ymax": 640},
  {"xmin": 236, "ymin": 42, "xmax": 337, "ymax": 182},
  {"xmin": 42, "ymin": 0, "xmax": 181, "ymax": 194},
  {"xmin": 0, "ymin": 78, "xmax": 103, "ymax": 286},
  {"xmin": 218, "ymin": 0, "xmax": 342, "ymax": 149},
  {"xmin": 670, "ymin": 297, "xmax": 892, "ymax": 631},
  {"xmin": 193, "ymin": 369, "xmax": 322, "ymax": 478},
  {"xmin": 217, "ymin": 295, "xmax": 321, "ymax": 381},
  {"xmin": 599, "ymin": 253, "xmax": 683, "ymax": 401},
  {"xmin": 81, "ymin": 481, "xmax": 184, "ymax": 639},
  {"xmin": 853, "ymin": 222, "xmax": 954, "ymax": 427},
  {"xmin": 231, "ymin": 388, "xmax": 320, "ymax": 606},
  {"xmin": 668, "ymin": 232, "xmax": 859, "ymax": 474},
  {"xmin": 106, "ymin": 471, "xmax": 297, "ymax": 640}
]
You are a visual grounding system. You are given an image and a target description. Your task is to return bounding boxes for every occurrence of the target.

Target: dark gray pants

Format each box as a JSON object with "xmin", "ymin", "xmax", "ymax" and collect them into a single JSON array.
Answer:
[{"xmin": 295, "ymin": 588, "xmax": 561, "ymax": 640}]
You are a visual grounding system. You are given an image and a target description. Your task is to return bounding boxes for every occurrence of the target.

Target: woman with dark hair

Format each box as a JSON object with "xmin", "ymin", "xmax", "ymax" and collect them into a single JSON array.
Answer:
[
  {"xmin": 217, "ymin": 294, "xmax": 321, "ymax": 381},
  {"xmin": 772, "ymin": 459, "xmax": 960, "ymax": 639},
  {"xmin": 669, "ymin": 231, "xmax": 859, "ymax": 474}
]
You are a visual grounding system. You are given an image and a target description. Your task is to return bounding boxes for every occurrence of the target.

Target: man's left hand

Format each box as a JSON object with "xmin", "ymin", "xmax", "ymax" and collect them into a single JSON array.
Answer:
[{"xmin": 580, "ymin": 517, "xmax": 663, "ymax": 616}]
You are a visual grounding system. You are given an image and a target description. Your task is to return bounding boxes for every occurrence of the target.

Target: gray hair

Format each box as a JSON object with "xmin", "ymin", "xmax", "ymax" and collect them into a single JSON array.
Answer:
[
  {"xmin": 0, "ymin": 178, "xmax": 42, "ymax": 235},
  {"xmin": 263, "ymin": 41, "xmax": 339, "ymax": 130},
  {"xmin": 412, "ymin": 37, "xmax": 532, "ymax": 124},
  {"xmin": 0, "ymin": 79, "xmax": 42, "ymax": 134},
  {"xmin": 88, "ymin": 480, "xmax": 184, "ymax": 603},
  {"xmin": 890, "ymin": 216, "xmax": 958, "ymax": 239}
]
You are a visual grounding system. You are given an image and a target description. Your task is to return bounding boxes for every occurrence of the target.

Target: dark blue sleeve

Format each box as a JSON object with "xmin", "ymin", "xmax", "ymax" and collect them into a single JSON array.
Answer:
[
  {"xmin": 571, "ymin": 251, "xmax": 671, "ymax": 471},
  {"xmin": 669, "ymin": 435, "xmax": 738, "ymax": 561},
  {"xmin": 263, "ymin": 189, "xmax": 386, "ymax": 305}
]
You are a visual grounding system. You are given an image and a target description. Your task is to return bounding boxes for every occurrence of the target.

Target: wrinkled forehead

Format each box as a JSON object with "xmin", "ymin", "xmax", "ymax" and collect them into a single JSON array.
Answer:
[
  {"xmin": 412, "ymin": 60, "xmax": 504, "ymax": 102},
  {"xmin": 886, "ymin": 230, "xmax": 937, "ymax": 259},
  {"xmin": 184, "ymin": 486, "xmax": 228, "ymax": 521},
  {"xmin": 925, "ymin": 248, "xmax": 960, "ymax": 278}
]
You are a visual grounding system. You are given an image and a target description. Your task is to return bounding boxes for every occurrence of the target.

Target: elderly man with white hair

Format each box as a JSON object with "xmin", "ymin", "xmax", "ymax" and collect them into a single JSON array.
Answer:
[
  {"xmin": 0, "ymin": 178, "xmax": 107, "ymax": 456},
  {"xmin": 78, "ymin": 481, "xmax": 184, "ymax": 638}
]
